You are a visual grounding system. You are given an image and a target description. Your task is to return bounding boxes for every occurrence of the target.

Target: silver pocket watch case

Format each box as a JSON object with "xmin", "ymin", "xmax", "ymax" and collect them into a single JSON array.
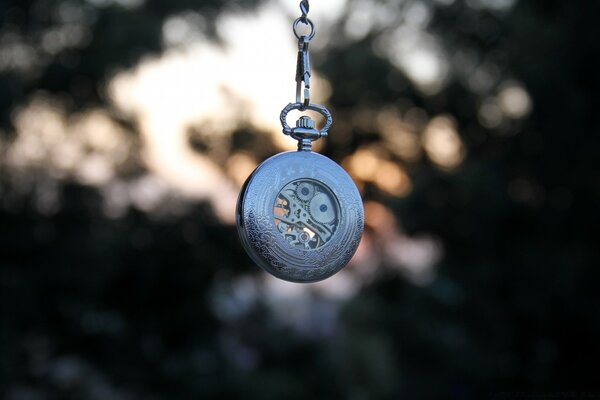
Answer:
[{"xmin": 236, "ymin": 151, "xmax": 364, "ymax": 282}]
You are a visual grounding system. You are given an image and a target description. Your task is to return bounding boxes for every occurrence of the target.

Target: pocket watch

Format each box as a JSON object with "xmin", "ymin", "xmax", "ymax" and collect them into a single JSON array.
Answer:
[
  {"xmin": 236, "ymin": 104, "xmax": 364, "ymax": 283},
  {"xmin": 235, "ymin": 2, "xmax": 364, "ymax": 283}
]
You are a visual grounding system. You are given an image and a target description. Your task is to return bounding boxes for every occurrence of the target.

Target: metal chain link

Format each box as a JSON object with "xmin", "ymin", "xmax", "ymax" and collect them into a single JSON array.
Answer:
[{"xmin": 299, "ymin": 0, "xmax": 309, "ymax": 21}]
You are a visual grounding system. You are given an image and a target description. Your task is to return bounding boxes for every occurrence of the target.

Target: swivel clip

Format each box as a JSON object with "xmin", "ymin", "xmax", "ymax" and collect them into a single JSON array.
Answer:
[{"xmin": 295, "ymin": 36, "xmax": 311, "ymax": 110}]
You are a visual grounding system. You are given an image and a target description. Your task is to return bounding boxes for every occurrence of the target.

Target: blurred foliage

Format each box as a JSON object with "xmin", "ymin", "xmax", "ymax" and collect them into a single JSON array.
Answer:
[{"xmin": 1, "ymin": 0, "xmax": 600, "ymax": 399}]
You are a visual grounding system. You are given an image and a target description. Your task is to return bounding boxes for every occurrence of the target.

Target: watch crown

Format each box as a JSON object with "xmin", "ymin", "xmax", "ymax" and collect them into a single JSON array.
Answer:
[{"xmin": 296, "ymin": 116, "xmax": 315, "ymax": 129}]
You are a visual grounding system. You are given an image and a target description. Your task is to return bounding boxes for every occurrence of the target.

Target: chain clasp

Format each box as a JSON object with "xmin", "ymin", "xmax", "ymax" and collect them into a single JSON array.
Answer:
[{"xmin": 296, "ymin": 36, "xmax": 311, "ymax": 110}]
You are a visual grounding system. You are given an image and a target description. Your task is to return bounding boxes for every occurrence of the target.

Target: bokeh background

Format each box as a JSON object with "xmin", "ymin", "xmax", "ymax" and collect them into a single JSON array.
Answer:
[{"xmin": 1, "ymin": 0, "xmax": 599, "ymax": 398}]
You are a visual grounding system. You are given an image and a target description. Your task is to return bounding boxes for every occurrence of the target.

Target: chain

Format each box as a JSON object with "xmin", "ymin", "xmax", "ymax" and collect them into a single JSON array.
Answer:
[
  {"xmin": 293, "ymin": 0, "xmax": 315, "ymax": 110},
  {"xmin": 299, "ymin": 0, "xmax": 309, "ymax": 21},
  {"xmin": 279, "ymin": 0, "xmax": 333, "ymax": 149}
]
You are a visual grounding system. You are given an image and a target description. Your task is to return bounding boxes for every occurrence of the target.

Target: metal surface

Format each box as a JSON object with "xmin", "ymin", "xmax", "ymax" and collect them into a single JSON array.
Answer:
[
  {"xmin": 295, "ymin": 36, "xmax": 311, "ymax": 108},
  {"xmin": 236, "ymin": 151, "xmax": 364, "ymax": 283},
  {"xmin": 280, "ymin": 102, "xmax": 332, "ymax": 136},
  {"xmin": 299, "ymin": 0, "xmax": 309, "ymax": 20},
  {"xmin": 293, "ymin": 15, "xmax": 315, "ymax": 41}
]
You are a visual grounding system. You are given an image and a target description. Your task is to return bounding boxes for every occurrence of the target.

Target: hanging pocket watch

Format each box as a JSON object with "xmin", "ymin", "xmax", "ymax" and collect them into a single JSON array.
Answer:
[{"xmin": 236, "ymin": 2, "xmax": 364, "ymax": 283}]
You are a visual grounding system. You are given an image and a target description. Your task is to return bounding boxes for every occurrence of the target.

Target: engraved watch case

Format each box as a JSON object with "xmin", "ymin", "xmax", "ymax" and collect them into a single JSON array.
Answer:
[{"xmin": 236, "ymin": 150, "xmax": 364, "ymax": 283}]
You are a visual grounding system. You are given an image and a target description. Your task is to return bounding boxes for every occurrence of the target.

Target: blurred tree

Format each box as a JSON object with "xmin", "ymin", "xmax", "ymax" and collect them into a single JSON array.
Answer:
[{"xmin": 322, "ymin": 0, "xmax": 600, "ymax": 397}]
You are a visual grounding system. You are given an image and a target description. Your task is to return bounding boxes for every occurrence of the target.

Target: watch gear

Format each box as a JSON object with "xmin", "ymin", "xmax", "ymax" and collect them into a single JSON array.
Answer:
[
  {"xmin": 309, "ymin": 193, "xmax": 336, "ymax": 224},
  {"xmin": 296, "ymin": 182, "xmax": 315, "ymax": 201}
]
